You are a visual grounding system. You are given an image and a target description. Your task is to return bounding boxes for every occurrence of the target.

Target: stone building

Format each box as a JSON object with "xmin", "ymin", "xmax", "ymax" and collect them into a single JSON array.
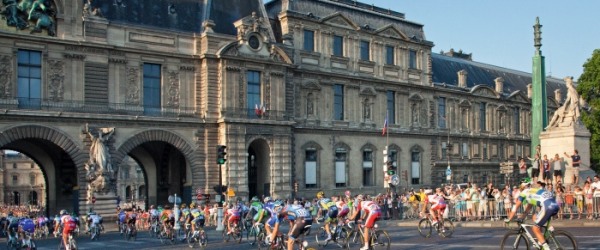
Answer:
[
  {"xmin": 0, "ymin": 0, "xmax": 568, "ymax": 215},
  {"xmin": 0, "ymin": 151, "xmax": 46, "ymax": 206}
]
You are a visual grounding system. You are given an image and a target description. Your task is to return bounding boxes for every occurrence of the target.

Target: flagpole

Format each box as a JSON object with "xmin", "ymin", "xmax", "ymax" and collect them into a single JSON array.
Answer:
[{"xmin": 386, "ymin": 109, "xmax": 389, "ymax": 146}]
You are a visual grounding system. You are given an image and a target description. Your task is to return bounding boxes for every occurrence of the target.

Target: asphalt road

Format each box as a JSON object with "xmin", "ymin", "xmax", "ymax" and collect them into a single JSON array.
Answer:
[{"xmin": 15, "ymin": 224, "xmax": 600, "ymax": 250}]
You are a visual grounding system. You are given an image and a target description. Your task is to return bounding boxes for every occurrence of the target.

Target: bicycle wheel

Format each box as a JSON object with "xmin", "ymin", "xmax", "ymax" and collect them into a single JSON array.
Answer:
[
  {"xmin": 187, "ymin": 232, "xmax": 198, "ymax": 248},
  {"xmin": 199, "ymin": 231, "xmax": 208, "ymax": 249},
  {"xmin": 315, "ymin": 227, "xmax": 329, "ymax": 246},
  {"xmin": 439, "ymin": 219, "xmax": 455, "ymax": 238},
  {"xmin": 236, "ymin": 227, "xmax": 243, "ymax": 244},
  {"xmin": 417, "ymin": 219, "xmax": 433, "ymax": 238},
  {"xmin": 500, "ymin": 230, "xmax": 530, "ymax": 250},
  {"xmin": 70, "ymin": 239, "xmax": 77, "ymax": 250},
  {"xmin": 370, "ymin": 230, "xmax": 391, "ymax": 250},
  {"xmin": 548, "ymin": 230, "xmax": 577, "ymax": 250},
  {"xmin": 222, "ymin": 229, "xmax": 231, "ymax": 242},
  {"xmin": 337, "ymin": 227, "xmax": 350, "ymax": 249},
  {"xmin": 256, "ymin": 231, "xmax": 267, "ymax": 250}
]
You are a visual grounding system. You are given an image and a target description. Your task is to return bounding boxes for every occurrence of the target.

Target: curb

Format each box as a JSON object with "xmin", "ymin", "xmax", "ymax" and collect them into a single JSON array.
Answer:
[{"xmin": 379, "ymin": 219, "xmax": 600, "ymax": 228}]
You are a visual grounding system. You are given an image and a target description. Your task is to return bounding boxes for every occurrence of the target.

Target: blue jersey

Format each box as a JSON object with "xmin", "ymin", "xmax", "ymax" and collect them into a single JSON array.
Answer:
[
  {"xmin": 118, "ymin": 211, "xmax": 126, "ymax": 222},
  {"xmin": 19, "ymin": 218, "xmax": 35, "ymax": 233},
  {"xmin": 286, "ymin": 205, "xmax": 312, "ymax": 222}
]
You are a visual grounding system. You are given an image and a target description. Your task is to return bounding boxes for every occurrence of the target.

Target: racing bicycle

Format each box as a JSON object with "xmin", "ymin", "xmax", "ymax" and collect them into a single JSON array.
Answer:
[
  {"xmin": 501, "ymin": 218, "xmax": 577, "ymax": 250},
  {"xmin": 418, "ymin": 212, "xmax": 455, "ymax": 238}
]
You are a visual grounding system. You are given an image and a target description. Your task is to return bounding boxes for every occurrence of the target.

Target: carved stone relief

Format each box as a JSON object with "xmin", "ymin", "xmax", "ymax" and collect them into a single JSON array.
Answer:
[
  {"xmin": 239, "ymin": 69, "xmax": 246, "ymax": 108},
  {"xmin": 167, "ymin": 71, "xmax": 180, "ymax": 108},
  {"xmin": 125, "ymin": 67, "xmax": 139, "ymax": 105},
  {"xmin": 264, "ymin": 71, "xmax": 271, "ymax": 109},
  {"xmin": 47, "ymin": 60, "xmax": 64, "ymax": 102},
  {"xmin": 0, "ymin": 55, "xmax": 13, "ymax": 98}
]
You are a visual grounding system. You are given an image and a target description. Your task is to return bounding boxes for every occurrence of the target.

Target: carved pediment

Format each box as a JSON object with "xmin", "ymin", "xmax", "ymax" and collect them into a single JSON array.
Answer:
[
  {"xmin": 458, "ymin": 99, "xmax": 471, "ymax": 107},
  {"xmin": 359, "ymin": 86, "xmax": 376, "ymax": 96},
  {"xmin": 409, "ymin": 93, "xmax": 424, "ymax": 101},
  {"xmin": 234, "ymin": 11, "xmax": 274, "ymax": 42},
  {"xmin": 301, "ymin": 80, "xmax": 322, "ymax": 90},
  {"xmin": 507, "ymin": 91, "xmax": 530, "ymax": 103},
  {"xmin": 375, "ymin": 24, "xmax": 408, "ymax": 40},
  {"xmin": 321, "ymin": 13, "xmax": 359, "ymax": 30},
  {"xmin": 471, "ymin": 85, "xmax": 498, "ymax": 98}
]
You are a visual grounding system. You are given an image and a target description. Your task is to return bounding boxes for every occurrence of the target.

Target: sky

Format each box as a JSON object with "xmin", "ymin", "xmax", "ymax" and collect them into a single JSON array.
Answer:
[{"xmin": 267, "ymin": 0, "xmax": 600, "ymax": 80}]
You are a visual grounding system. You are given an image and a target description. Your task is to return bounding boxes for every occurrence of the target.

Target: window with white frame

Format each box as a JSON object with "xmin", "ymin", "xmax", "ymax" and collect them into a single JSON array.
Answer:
[
  {"xmin": 462, "ymin": 143, "xmax": 469, "ymax": 158},
  {"xmin": 411, "ymin": 150, "xmax": 421, "ymax": 185},
  {"xmin": 305, "ymin": 149, "xmax": 317, "ymax": 188},
  {"xmin": 362, "ymin": 149, "xmax": 374, "ymax": 186},
  {"xmin": 335, "ymin": 148, "xmax": 347, "ymax": 187}
]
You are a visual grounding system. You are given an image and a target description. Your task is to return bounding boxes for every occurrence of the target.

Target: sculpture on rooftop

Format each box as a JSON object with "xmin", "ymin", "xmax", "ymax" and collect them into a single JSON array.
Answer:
[
  {"xmin": 546, "ymin": 76, "xmax": 582, "ymax": 129},
  {"xmin": 0, "ymin": 0, "xmax": 56, "ymax": 36}
]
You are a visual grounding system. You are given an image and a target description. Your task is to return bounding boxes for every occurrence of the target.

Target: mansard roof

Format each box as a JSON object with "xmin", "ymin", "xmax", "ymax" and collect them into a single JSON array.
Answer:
[
  {"xmin": 265, "ymin": 0, "xmax": 430, "ymax": 45},
  {"xmin": 93, "ymin": 0, "xmax": 265, "ymax": 35},
  {"xmin": 431, "ymin": 53, "xmax": 567, "ymax": 98}
]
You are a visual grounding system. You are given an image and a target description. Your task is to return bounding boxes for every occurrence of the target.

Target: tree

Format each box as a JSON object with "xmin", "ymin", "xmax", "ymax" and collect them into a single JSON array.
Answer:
[{"xmin": 577, "ymin": 49, "xmax": 600, "ymax": 173}]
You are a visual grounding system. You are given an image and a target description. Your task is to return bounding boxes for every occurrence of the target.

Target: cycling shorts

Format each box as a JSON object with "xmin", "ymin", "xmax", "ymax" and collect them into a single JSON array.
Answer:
[
  {"xmin": 192, "ymin": 217, "xmax": 205, "ymax": 227},
  {"xmin": 288, "ymin": 219, "xmax": 312, "ymax": 240},
  {"xmin": 324, "ymin": 207, "xmax": 338, "ymax": 223},
  {"xmin": 337, "ymin": 208, "xmax": 349, "ymax": 218},
  {"xmin": 534, "ymin": 200, "xmax": 559, "ymax": 227},
  {"xmin": 227, "ymin": 215, "xmax": 240, "ymax": 224},
  {"xmin": 431, "ymin": 203, "xmax": 447, "ymax": 211},
  {"xmin": 363, "ymin": 210, "xmax": 381, "ymax": 229}
]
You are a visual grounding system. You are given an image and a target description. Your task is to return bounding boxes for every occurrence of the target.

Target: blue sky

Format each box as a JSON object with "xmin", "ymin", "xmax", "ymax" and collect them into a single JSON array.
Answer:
[{"xmin": 267, "ymin": 0, "xmax": 599, "ymax": 80}]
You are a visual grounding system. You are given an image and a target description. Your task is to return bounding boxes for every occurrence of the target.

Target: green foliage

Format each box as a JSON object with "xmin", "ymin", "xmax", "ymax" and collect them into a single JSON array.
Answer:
[{"xmin": 577, "ymin": 49, "xmax": 600, "ymax": 172}]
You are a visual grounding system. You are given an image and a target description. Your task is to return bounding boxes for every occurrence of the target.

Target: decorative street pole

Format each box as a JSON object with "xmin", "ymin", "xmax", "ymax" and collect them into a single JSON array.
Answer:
[{"xmin": 531, "ymin": 17, "xmax": 548, "ymax": 155}]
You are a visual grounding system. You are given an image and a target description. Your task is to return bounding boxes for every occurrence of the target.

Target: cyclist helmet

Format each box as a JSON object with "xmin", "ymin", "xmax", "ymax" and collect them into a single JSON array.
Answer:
[
  {"xmin": 251, "ymin": 196, "xmax": 260, "ymax": 202},
  {"xmin": 520, "ymin": 177, "xmax": 532, "ymax": 188},
  {"xmin": 180, "ymin": 203, "xmax": 187, "ymax": 208},
  {"xmin": 316, "ymin": 191, "xmax": 325, "ymax": 199},
  {"xmin": 60, "ymin": 209, "xmax": 68, "ymax": 216},
  {"xmin": 189, "ymin": 202, "xmax": 196, "ymax": 208},
  {"xmin": 356, "ymin": 194, "xmax": 364, "ymax": 201},
  {"xmin": 273, "ymin": 200, "xmax": 284, "ymax": 212},
  {"xmin": 264, "ymin": 196, "xmax": 273, "ymax": 203}
]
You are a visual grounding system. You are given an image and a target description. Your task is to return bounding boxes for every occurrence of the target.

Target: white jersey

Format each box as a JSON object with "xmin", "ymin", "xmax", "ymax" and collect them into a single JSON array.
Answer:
[{"xmin": 427, "ymin": 194, "xmax": 446, "ymax": 206}]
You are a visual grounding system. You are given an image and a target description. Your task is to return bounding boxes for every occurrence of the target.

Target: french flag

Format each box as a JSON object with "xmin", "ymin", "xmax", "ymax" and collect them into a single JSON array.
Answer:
[{"xmin": 382, "ymin": 114, "xmax": 388, "ymax": 136}]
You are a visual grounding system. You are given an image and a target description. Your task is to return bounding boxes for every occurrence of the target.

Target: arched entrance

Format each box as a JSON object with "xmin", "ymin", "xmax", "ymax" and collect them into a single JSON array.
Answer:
[{"xmin": 248, "ymin": 139, "xmax": 270, "ymax": 200}]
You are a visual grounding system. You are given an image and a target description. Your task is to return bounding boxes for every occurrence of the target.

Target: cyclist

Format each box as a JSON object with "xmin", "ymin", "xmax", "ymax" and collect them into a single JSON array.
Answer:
[
  {"xmin": 87, "ymin": 211, "xmax": 102, "ymax": 234},
  {"xmin": 125, "ymin": 207, "xmax": 137, "ymax": 236},
  {"xmin": 160, "ymin": 205, "xmax": 175, "ymax": 235},
  {"xmin": 506, "ymin": 178, "xmax": 559, "ymax": 250},
  {"xmin": 57, "ymin": 210, "xmax": 77, "ymax": 249},
  {"xmin": 316, "ymin": 191, "xmax": 338, "ymax": 241},
  {"xmin": 285, "ymin": 203, "xmax": 312, "ymax": 250},
  {"xmin": 247, "ymin": 196, "xmax": 265, "ymax": 223},
  {"xmin": 180, "ymin": 203, "xmax": 191, "ymax": 238},
  {"xmin": 224, "ymin": 203, "xmax": 241, "ymax": 235},
  {"xmin": 190, "ymin": 203, "xmax": 205, "ymax": 232},
  {"xmin": 334, "ymin": 195, "xmax": 350, "ymax": 220},
  {"xmin": 266, "ymin": 200, "xmax": 285, "ymax": 246},
  {"xmin": 5, "ymin": 211, "xmax": 19, "ymax": 242},
  {"xmin": 426, "ymin": 188, "xmax": 447, "ymax": 227},
  {"xmin": 117, "ymin": 207, "xmax": 126, "ymax": 234},
  {"xmin": 18, "ymin": 216, "xmax": 35, "ymax": 246},
  {"xmin": 349, "ymin": 194, "xmax": 381, "ymax": 250},
  {"xmin": 52, "ymin": 214, "xmax": 61, "ymax": 237}
]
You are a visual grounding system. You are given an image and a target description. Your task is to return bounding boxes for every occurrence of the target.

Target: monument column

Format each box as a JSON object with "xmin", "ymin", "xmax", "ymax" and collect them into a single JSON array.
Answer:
[{"xmin": 531, "ymin": 17, "xmax": 548, "ymax": 156}]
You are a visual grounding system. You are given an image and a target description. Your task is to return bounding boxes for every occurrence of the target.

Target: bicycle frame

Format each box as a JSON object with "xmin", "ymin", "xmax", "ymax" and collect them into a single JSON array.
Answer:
[{"xmin": 511, "ymin": 220, "xmax": 554, "ymax": 249}]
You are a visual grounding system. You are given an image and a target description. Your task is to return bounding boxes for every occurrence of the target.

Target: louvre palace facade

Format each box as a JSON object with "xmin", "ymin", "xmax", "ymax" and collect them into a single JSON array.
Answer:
[{"xmin": 0, "ymin": 0, "xmax": 568, "ymax": 214}]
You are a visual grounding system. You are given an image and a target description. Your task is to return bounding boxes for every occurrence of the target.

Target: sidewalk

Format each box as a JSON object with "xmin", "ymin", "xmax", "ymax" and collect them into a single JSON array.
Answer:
[{"xmin": 380, "ymin": 218, "xmax": 600, "ymax": 228}]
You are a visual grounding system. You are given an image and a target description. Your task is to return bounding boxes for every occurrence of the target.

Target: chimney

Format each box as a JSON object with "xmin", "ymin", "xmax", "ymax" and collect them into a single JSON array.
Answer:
[
  {"xmin": 457, "ymin": 70, "xmax": 468, "ymax": 88},
  {"xmin": 527, "ymin": 84, "xmax": 532, "ymax": 98},
  {"xmin": 494, "ymin": 77, "xmax": 504, "ymax": 94},
  {"xmin": 554, "ymin": 89, "xmax": 562, "ymax": 103}
]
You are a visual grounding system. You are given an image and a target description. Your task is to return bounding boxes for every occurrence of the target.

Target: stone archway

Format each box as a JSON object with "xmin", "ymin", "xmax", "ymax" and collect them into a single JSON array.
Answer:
[
  {"xmin": 0, "ymin": 125, "xmax": 85, "ymax": 215},
  {"xmin": 115, "ymin": 129, "xmax": 197, "ymax": 207},
  {"xmin": 247, "ymin": 138, "xmax": 271, "ymax": 200}
]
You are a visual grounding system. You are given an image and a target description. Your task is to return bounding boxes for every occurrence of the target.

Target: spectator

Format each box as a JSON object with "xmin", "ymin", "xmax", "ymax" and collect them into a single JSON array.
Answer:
[
  {"xmin": 518, "ymin": 158, "xmax": 528, "ymax": 179},
  {"xmin": 584, "ymin": 181, "xmax": 594, "ymax": 220},
  {"xmin": 574, "ymin": 185, "xmax": 585, "ymax": 219},
  {"xmin": 592, "ymin": 175, "xmax": 600, "ymax": 219},
  {"xmin": 542, "ymin": 154, "xmax": 551, "ymax": 184},
  {"xmin": 551, "ymin": 154, "xmax": 564, "ymax": 184},
  {"xmin": 564, "ymin": 150, "xmax": 581, "ymax": 185},
  {"xmin": 486, "ymin": 183, "xmax": 496, "ymax": 220},
  {"xmin": 527, "ymin": 153, "xmax": 541, "ymax": 183}
]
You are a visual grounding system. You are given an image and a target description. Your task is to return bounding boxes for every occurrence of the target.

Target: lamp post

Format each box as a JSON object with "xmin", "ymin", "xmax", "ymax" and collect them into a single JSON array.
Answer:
[{"xmin": 445, "ymin": 126, "xmax": 453, "ymax": 184}]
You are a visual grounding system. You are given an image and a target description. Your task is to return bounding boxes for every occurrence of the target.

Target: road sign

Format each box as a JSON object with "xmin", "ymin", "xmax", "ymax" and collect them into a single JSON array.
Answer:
[
  {"xmin": 227, "ymin": 188, "xmax": 235, "ymax": 197},
  {"xmin": 168, "ymin": 195, "xmax": 182, "ymax": 204},
  {"xmin": 91, "ymin": 196, "xmax": 96, "ymax": 204},
  {"xmin": 390, "ymin": 175, "xmax": 400, "ymax": 186},
  {"xmin": 196, "ymin": 194, "xmax": 203, "ymax": 200}
]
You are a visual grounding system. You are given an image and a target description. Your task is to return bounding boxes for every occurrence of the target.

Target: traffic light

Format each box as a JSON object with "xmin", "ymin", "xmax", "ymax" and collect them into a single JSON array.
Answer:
[
  {"xmin": 217, "ymin": 145, "xmax": 227, "ymax": 164},
  {"xmin": 386, "ymin": 161, "xmax": 396, "ymax": 176}
]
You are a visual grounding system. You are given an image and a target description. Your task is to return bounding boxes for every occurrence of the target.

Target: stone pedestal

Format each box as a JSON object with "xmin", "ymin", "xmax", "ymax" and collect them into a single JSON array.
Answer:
[
  {"xmin": 539, "ymin": 124, "xmax": 592, "ymax": 186},
  {"xmin": 80, "ymin": 192, "xmax": 119, "ymax": 220}
]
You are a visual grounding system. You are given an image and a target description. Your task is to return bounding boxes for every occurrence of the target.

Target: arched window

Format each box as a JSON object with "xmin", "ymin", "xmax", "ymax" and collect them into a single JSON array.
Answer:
[
  {"xmin": 334, "ymin": 142, "xmax": 350, "ymax": 187},
  {"xmin": 410, "ymin": 146, "xmax": 423, "ymax": 185},
  {"xmin": 361, "ymin": 143, "xmax": 377, "ymax": 186}
]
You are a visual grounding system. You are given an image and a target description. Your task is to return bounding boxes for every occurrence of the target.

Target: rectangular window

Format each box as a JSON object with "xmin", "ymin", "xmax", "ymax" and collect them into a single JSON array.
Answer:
[
  {"xmin": 143, "ymin": 63, "xmax": 161, "ymax": 114},
  {"xmin": 362, "ymin": 150, "xmax": 373, "ymax": 186},
  {"xmin": 441, "ymin": 142, "xmax": 447, "ymax": 159},
  {"xmin": 409, "ymin": 49, "xmax": 417, "ymax": 69},
  {"xmin": 513, "ymin": 107, "xmax": 520, "ymax": 134},
  {"xmin": 333, "ymin": 84, "xmax": 344, "ymax": 120},
  {"xmin": 333, "ymin": 35, "xmax": 343, "ymax": 57},
  {"xmin": 480, "ymin": 102, "xmax": 487, "ymax": 131},
  {"xmin": 17, "ymin": 50, "xmax": 42, "ymax": 108},
  {"xmin": 411, "ymin": 152, "xmax": 420, "ymax": 185},
  {"xmin": 303, "ymin": 30, "xmax": 315, "ymax": 52},
  {"xmin": 360, "ymin": 40, "xmax": 370, "ymax": 61},
  {"xmin": 335, "ymin": 149, "xmax": 347, "ymax": 187},
  {"xmin": 462, "ymin": 143, "xmax": 469, "ymax": 158},
  {"xmin": 386, "ymin": 91, "xmax": 395, "ymax": 125},
  {"xmin": 483, "ymin": 144, "xmax": 488, "ymax": 159},
  {"xmin": 388, "ymin": 150, "xmax": 398, "ymax": 167},
  {"xmin": 385, "ymin": 45, "xmax": 394, "ymax": 65},
  {"xmin": 438, "ymin": 97, "xmax": 446, "ymax": 128},
  {"xmin": 247, "ymin": 71, "xmax": 261, "ymax": 116},
  {"xmin": 305, "ymin": 149, "xmax": 317, "ymax": 188},
  {"xmin": 12, "ymin": 175, "xmax": 18, "ymax": 185},
  {"xmin": 13, "ymin": 163, "xmax": 17, "ymax": 169},
  {"xmin": 30, "ymin": 175, "xmax": 35, "ymax": 185}
]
